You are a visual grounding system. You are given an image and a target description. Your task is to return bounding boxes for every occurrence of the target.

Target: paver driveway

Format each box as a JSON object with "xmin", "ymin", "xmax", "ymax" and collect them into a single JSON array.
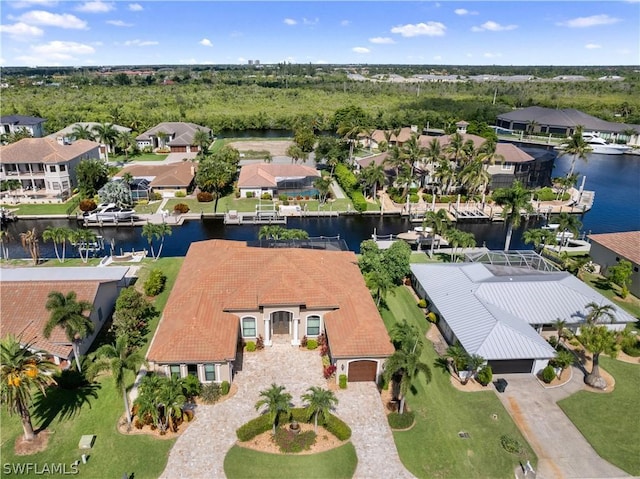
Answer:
[
  {"xmin": 495, "ymin": 368, "xmax": 630, "ymax": 479},
  {"xmin": 159, "ymin": 343, "xmax": 413, "ymax": 478}
]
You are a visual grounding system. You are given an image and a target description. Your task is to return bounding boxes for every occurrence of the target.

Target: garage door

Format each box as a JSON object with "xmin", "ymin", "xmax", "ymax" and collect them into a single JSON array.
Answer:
[
  {"xmin": 348, "ymin": 360, "xmax": 377, "ymax": 382},
  {"xmin": 171, "ymin": 146, "xmax": 187, "ymax": 153},
  {"xmin": 488, "ymin": 359, "xmax": 534, "ymax": 374}
]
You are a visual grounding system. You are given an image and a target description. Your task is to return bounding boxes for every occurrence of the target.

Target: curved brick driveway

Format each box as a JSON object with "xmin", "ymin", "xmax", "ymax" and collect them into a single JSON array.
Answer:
[{"xmin": 159, "ymin": 344, "xmax": 413, "ymax": 478}]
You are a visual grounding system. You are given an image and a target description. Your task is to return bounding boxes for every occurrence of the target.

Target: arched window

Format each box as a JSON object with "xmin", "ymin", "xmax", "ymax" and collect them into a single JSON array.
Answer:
[
  {"xmin": 241, "ymin": 316, "xmax": 256, "ymax": 338},
  {"xmin": 306, "ymin": 315, "xmax": 321, "ymax": 336}
]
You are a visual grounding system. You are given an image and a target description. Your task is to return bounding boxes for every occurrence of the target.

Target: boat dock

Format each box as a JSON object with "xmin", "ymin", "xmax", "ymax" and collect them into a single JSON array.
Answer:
[{"xmin": 224, "ymin": 210, "xmax": 287, "ymax": 225}]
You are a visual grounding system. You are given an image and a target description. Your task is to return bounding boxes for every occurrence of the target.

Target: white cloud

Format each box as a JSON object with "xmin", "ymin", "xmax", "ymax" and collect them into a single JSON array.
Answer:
[
  {"xmin": 18, "ymin": 40, "xmax": 96, "ymax": 63},
  {"xmin": 17, "ymin": 10, "xmax": 88, "ymax": 29},
  {"xmin": 76, "ymin": 1, "xmax": 114, "ymax": 13},
  {"xmin": 107, "ymin": 20, "xmax": 133, "ymax": 27},
  {"xmin": 369, "ymin": 37, "xmax": 395, "ymax": 44},
  {"xmin": 454, "ymin": 8, "xmax": 477, "ymax": 15},
  {"xmin": 9, "ymin": 0, "xmax": 58, "ymax": 9},
  {"xmin": 237, "ymin": 56, "xmax": 246, "ymax": 63},
  {"xmin": 283, "ymin": 18, "xmax": 297, "ymax": 26},
  {"xmin": 303, "ymin": 17, "xmax": 319, "ymax": 25},
  {"xmin": 340, "ymin": 20, "xmax": 350, "ymax": 27},
  {"xmin": 391, "ymin": 22, "xmax": 446, "ymax": 37},
  {"xmin": 557, "ymin": 14, "xmax": 620, "ymax": 28},
  {"xmin": 585, "ymin": 43, "xmax": 602, "ymax": 49},
  {"xmin": 122, "ymin": 39, "xmax": 158, "ymax": 47},
  {"xmin": 483, "ymin": 52, "xmax": 502, "ymax": 58},
  {"xmin": 352, "ymin": 46, "xmax": 370, "ymax": 54},
  {"xmin": 471, "ymin": 21, "xmax": 517, "ymax": 32},
  {"xmin": 0, "ymin": 22, "xmax": 44, "ymax": 38},
  {"xmin": 128, "ymin": 3, "xmax": 143, "ymax": 11},
  {"xmin": 199, "ymin": 38, "xmax": 213, "ymax": 47}
]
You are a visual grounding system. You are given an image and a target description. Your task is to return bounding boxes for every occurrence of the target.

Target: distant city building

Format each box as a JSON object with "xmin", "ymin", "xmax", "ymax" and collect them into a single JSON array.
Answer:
[
  {"xmin": 254, "ymin": 60, "xmax": 260, "ymax": 65},
  {"xmin": 248, "ymin": 60, "xmax": 253, "ymax": 65}
]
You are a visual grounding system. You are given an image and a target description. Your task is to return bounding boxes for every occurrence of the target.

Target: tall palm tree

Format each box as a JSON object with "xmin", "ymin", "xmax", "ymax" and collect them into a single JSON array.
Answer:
[
  {"xmin": 336, "ymin": 123, "xmax": 363, "ymax": 165},
  {"xmin": 301, "ymin": 386, "xmax": 338, "ymax": 433},
  {"xmin": 192, "ymin": 128, "xmax": 211, "ymax": 158},
  {"xmin": 141, "ymin": 222, "xmax": 173, "ymax": 260},
  {"xmin": 444, "ymin": 344, "xmax": 469, "ymax": 380},
  {"xmin": 42, "ymin": 226, "xmax": 71, "ymax": 263},
  {"xmin": 559, "ymin": 126, "xmax": 592, "ymax": 177},
  {"xmin": 89, "ymin": 336, "xmax": 146, "ymax": 429},
  {"xmin": 585, "ymin": 302, "xmax": 616, "ymax": 325},
  {"xmin": 384, "ymin": 145, "xmax": 405, "ymax": 178},
  {"xmin": 71, "ymin": 124, "xmax": 95, "ymax": 141},
  {"xmin": 579, "ymin": 325, "xmax": 618, "ymax": 389},
  {"xmin": 553, "ymin": 318, "xmax": 568, "ymax": 343},
  {"xmin": 422, "ymin": 208, "xmax": 450, "ymax": 258},
  {"xmin": 255, "ymin": 383, "xmax": 292, "ymax": 435},
  {"xmin": 0, "ymin": 335, "xmax": 57, "ymax": 441},
  {"xmin": 365, "ymin": 269, "xmax": 393, "ymax": 307},
  {"xmin": 360, "ymin": 163, "xmax": 385, "ymax": 201},
  {"xmin": 459, "ymin": 158, "xmax": 489, "ymax": 196},
  {"xmin": 313, "ymin": 176, "xmax": 332, "ymax": 205},
  {"xmin": 116, "ymin": 131, "xmax": 136, "ymax": 162},
  {"xmin": 390, "ymin": 319, "xmax": 423, "ymax": 353},
  {"xmin": 43, "ymin": 290, "xmax": 94, "ymax": 372},
  {"xmin": 401, "ymin": 133, "xmax": 426, "ymax": 178},
  {"xmin": 445, "ymin": 132, "xmax": 466, "ymax": 166},
  {"xmin": 432, "ymin": 159, "xmax": 456, "ymax": 195},
  {"xmin": 492, "ymin": 181, "xmax": 534, "ymax": 251},
  {"xmin": 92, "ymin": 123, "xmax": 118, "ymax": 161},
  {"xmin": 0, "ymin": 229, "xmax": 13, "ymax": 260},
  {"xmin": 523, "ymin": 228, "xmax": 556, "ymax": 252},
  {"xmin": 383, "ymin": 348, "xmax": 432, "ymax": 414},
  {"xmin": 555, "ymin": 212, "xmax": 582, "ymax": 251},
  {"xmin": 19, "ymin": 228, "xmax": 40, "ymax": 265},
  {"xmin": 446, "ymin": 229, "xmax": 475, "ymax": 262},
  {"xmin": 158, "ymin": 376, "xmax": 186, "ymax": 433}
]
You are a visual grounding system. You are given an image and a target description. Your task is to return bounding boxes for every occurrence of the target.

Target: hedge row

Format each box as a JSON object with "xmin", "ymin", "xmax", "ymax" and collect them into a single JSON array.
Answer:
[{"xmin": 334, "ymin": 163, "xmax": 367, "ymax": 212}]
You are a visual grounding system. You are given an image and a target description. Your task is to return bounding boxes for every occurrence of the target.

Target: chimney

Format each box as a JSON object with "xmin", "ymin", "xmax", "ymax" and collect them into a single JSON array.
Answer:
[
  {"xmin": 190, "ymin": 165, "xmax": 195, "ymax": 176},
  {"xmin": 56, "ymin": 136, "xmax": 65, "ymax": 145}
]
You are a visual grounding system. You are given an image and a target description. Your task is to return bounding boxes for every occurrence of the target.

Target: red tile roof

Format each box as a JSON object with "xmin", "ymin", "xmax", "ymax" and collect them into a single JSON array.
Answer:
[
  {"xmin": 0, "ymin": 138, "xmax": 100, "ymax": 164},
  {"xmin": 588, "ymin": 231, "xmax": 640, "ymax": 265},
  {"xmin": 115, "ymin": 162, "xmax": 195, "ymax": 188},
  {"xmin": 0, "ymin": 281, "xmax": 100, "ymax": 358},
  {"xmin": 237, "ymin": 163, "xmax": 320, "ymax": 189},
  {"xmin": 147, "ymin": 240, "xmax": 394, "ymax": 363}
]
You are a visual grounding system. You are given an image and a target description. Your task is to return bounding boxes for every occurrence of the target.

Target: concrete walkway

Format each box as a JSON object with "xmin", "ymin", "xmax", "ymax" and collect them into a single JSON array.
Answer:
[
  {"xmin": 159, "ymin": 343, "xmax": 412, "ymax": 478},
  {"xmin": 494, "ymin": 367, "xmax": 630, "ymax": 479}
]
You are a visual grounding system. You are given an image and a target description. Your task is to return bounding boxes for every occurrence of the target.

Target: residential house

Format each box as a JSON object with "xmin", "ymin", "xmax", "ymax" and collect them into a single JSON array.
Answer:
[
  {"xmin": 411, "ymin": 256, "xmax": 634, "ymax": 375},
  {"xmin": 147, "ymin": 240, "xmax": 395, "ymax": 384},
  {"xmin": 114, "ymin": 162, "xmax": 196, "ymax": 197},
  {"xmin": 237, "ymin": 163, "xmax": 320, "ymax": 199},
  {"xmin": 588, "ymin": 231, "xmax": 640, "ymax": 298},
  {"xmin": 1, "ymin": 115, "xmax": 46, "ymax": 139},
  {"xmin": 0, "ymin": 267, "xmax": 130, "ymax": 366},
  {"xmin": 0, "ymin": 137, "xmax": 100, "ymax": 197},
  {"xmin": 136, "ymin": 122, "xmax": 212, "ymax": 153},
  {"xmin": 47, "ymin": 122, "xmax": 132, "ymax": 160}
]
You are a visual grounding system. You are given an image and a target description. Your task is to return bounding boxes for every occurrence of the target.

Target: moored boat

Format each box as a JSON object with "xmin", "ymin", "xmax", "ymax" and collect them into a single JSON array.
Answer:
[{"xmin": 84, "ymin": 203, "xmax": 135, "ymax": 222}]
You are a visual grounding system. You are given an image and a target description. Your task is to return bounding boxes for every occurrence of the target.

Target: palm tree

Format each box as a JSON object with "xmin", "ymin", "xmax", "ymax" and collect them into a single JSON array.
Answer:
[
  {"xmin": 553, "ymin": 318, "xmax": 568, "ymax": 343},
  {"xmin": 71, "ymin": 124, "xmax": 95, "ymax": 141},
  {"xmin": 424, "ymin": 137, "xmax": 443, "ymax": 166},
  {"xmin": 0, "ymin": 229, "xmax": 13, "ymax": 260},
  {"xmin": 0, "ymin": 335, "xmax": 57, "ymax": 441},
  {"xmin": 559, "ymin": 127, "xmax": 592, "ymax": 177},
  {"xmin": 444, "ymin": 344, "xmax": 469, "ymax": 380},
  {"xmin": 384, "ymin": 145, "xmax": 405, "ymax": 178},
  {"xmin": 422, "ymin": 208, "xmax": 450, "ymax": 258},
  {"xmin": 553, "ymin": 349, "xmax": 575, "ymax": 379},
  {"xmin": 313, "ymin": 176, "xmax": 332, "ymax": 205},
  {"xmin": 360, "ymin": 163, "xmax": 385, "ymax": 201},
  {"xmin": 555, "ymin": 212, "xmax": 582, "ymax": 251},
  {"xmin": 69, "ymin": 229, "xmax": 97, "ymax": 264},
  {"xmin": 301, "ymin": 386, "xmax": 338, "ymax": 433},
  {"xmin": 446, "ymin": 229, "xmax": 475, "ymax": 262},
  {"xmin": 402, "ymin": 133, "xmax": 426, "ymax": 178},
  {"xmin": 89, "ymin": 336, "xmax": 146, "ymax": 429},
  {"xmin": 365, "ymin": 269, "xmax": 393, "ymax": 307},
  {"xmin": 445, "ymin": 132, "xmax": 466, "ymax": 166},
  {"xmin": 192, "ymin": 128, "xmax": 211, "ymax": 158},
  {"xmin": 459, "ymin": 158, "xmax": 489, "ymax": 196},
  {"xmin": 116, "ymin": 131, "xmax": 136, "ymax": 162},
  {"xmin": 579, "ymin": 325, "xmax": 618, "ymax": 389},
  {"xmin": 255, "ymin": 383, "xmax": 292, "ymax": 435},
  {"xmin": 92, "ymin": 123, "xmax": 118, "ymax": 161},
  {"xmin": 523, "ymin": 228, "xmax": 556, "ymax": 252},
  {"xmin": 19, "ymin": 228, "xmax": 40, "ymax": 266},
  {"xmin": 158, "ymin": 376, "xmax": 186, "ymax": 433},
  {"xmin": 432, "ymin": 158, "xmax": 456, "ymax": 195},
  {"xmin": 141, "ymin": 222, "xmax": 173, "ymax": 260},
  {"xmin": 464, "ymin": 354, "xmax": 485, "ymax": 385},
  {"xmin": 492, "ymin": 181, "xmax": 534, "ymax": 251},
  {"xmin": 43, "ymin": 290, "xmax": 94, "ymax": 372},
  {"xmin": 584, "ymin": 302, "xmax": 616, "ymax": 325},
  {"xmin": 42, "ymin": 226, "xmax": 71, "ymax": 263},
  {"xmin": 383, "ymin": 348, "xmax": 432, "ymax": 414},
  {"xmin": 390, "ymin": 319, "xmax": 423, "ymax": 353},
  {"xmin": 156, "ymin": 131, "xmax": 169, "ymax": 149}
]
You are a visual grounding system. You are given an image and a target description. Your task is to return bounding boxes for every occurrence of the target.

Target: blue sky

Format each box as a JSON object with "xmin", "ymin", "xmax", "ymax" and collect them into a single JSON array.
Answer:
[{"xmin": 1, "ymin": 1, "xmax": 639, "ymax": 67}]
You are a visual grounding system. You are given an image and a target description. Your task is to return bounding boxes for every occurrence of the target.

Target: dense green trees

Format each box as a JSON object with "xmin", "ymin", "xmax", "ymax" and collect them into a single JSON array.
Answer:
[
  {"xmin": 195, "ymin": 145, "xmax": 240, "ymax": 212},
  {"xmin": 76, "ymin": 159, "xmax": 109, "ymax": 198}
]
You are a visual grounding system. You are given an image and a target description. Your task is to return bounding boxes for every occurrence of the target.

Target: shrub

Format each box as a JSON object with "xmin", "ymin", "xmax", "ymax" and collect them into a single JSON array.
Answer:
[
  {"xmin": 256, "ymin": 335, "xmax": 264, "ymax": 350},
  {"xmin": 300, "ymin": 335, "xmax": 308, "ymax": 348},
  {"xmin": 426, "ymin": 311, "xmax": 438, "ymax": 323},
  {"xmin": 321, "ymin": 355, "xmax": 330, "ymax": 367},
  {"xmin": 422, "ymin": 193, "xmax": 433, "ymax": 203},
  {"xmin": 417, "ymin": 299, "xmax": 427, "ymax": 308},
  {"xmin": 500, "ymin": 435, "xmax": 524, "ymax": 456},
  {"xmin": 174, "ymin": 190, "xmax": 186, "ymax": 198},
  {"xmin": 181, "ymin": 374, "xmax": 201, "ymax": 400},
  {"xmin": 378, "ymin": 374, "xmax": 389, "ymax": 390},
  {"xmin": 339, "ymin": 374, "xmax": 347, "ymax": 389},
  {"xmin": 622, "ymin": 339, "xmax": 640, "ymax": 357},
  {"xmin": 306, "ymin": 339, "xmax": 318, "ymax": 350},
  {"xmin": 323, "ymin": 365, "xmax": 336, "ymax": 379},
  {"xmin": 144, "ymin": 269, "xmax": 167, "ymax": 296},
  {"xmin": 200, "ymin": 383, "xmax": 222, "ymax": 404},
  {"xmin": 274, "ymin": 428, "xmax": 316, "ymax": 453},
  {"xmin": 477, "ymin": 365, "xmax": 493, "ymax": 386},
  {"xmin": 245, "ymin": 341, "xmax": 256, "ymax": 352},
  {"xmin": 173, "ymin": 203, "xmax": 190, "ymax": 214},
  {"xmin": 134, "ymin": 419, "xmax": 144, "ymax": 430},
  {"xmin": 79, "ymin": 198, "xmax": 97, "ymax": 212},
  {"xmin": 323, "ymin": 413, "xmax": 351, "ymax": 440},
  {"xmin": 388, "ymin": 411, "xmax": 415, "ymax": 429},
  {"xmin": 548, "ymin": 335, "xmax": 558, "ymax": 348},
  {"xmin": 150, "ymin": 191, "xmax": 163, "ymax": 201},
  {"xmin": 245, "ymin": 191, "xmax": 255, "ymax": 198},
  {"xmin": 334, "ymin": 163, "xmax": 358, "ymax": 192},
  {"xmin": 221, "ymin": 380, "xmax": 230, "ymax": 395},
  {"xmin": 261, "ymin": 193, "xmax": 272, "ymax": 200},
  {"xmin": 409, "ymin": 193, "xmax": 420, "ymax": 203},
  {"xmin": 541, "ymin": 365, "xmax": 557, "ymax": 383},
  {"xmin": 236, "ymin": 414, "xmax": 272, "ymax": 441},
  {"xmin": 184, "ymin": 409, "xmax": 194, "ymax": 422},
  {"xmin": 278, "ymin": 194, "xmax": 288, "ymax": 202},
  {"xmin": 350, "ymin": 190, "xmax": 368, "ymax": 212},
  {"xmin": 197, "ymin": 191, "xmax": 214, "ymax": 202},
  {"xmin": 569, "ymin": 338, "xmax": 580, "ymax": 347}
]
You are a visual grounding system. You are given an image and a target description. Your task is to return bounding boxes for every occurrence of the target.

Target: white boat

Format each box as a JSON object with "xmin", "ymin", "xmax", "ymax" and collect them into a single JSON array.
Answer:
[
  {"xmin": 555, "ymin": 133, "xmax": 632, "ymax": 155},
  {"xmin": 84, "ymin": 203, "xmax": 135, "ymax": 222}
]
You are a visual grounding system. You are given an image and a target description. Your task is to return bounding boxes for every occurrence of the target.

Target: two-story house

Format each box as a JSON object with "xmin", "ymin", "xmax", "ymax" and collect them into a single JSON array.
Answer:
[{"xmin": 1, "ymin": 115, "xmax": 46, "ymax": 139}]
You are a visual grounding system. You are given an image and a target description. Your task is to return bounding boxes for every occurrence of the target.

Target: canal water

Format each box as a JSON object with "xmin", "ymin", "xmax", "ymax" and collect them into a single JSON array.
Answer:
[{"xmin": 2, "ymin": 148, "xmax": 639, "ymax": 259}]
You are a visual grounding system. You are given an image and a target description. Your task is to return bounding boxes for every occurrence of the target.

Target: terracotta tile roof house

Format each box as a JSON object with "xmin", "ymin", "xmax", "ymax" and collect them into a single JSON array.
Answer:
[
  {"xmin": 147, "ymin": 240, "xmax": 394, "ymax": 384},
  {"xmin": 237, "ymin": 163, "xmax": 320, "ymax": 198},
  {"xmin": 366, "ymin": 127, "xmax": 417, "ymax": 147},
  {"xmin": 0, "ymin": 267, "xmax": 129, "ymax": 365},
  {"xmin": 1, "ymin": 115, "xmax": 46, "ymax": 138},
  {"xmin": 114, "ymin": 162, "xmax": 196, "ymax": 192},
  {"xmin": 136, "ymin": 122, "xmax": 212, "ymax": 153},
  {"xmin": 0, "ymin": 137, "xmax": 100, "ymax": 195},
  {"xmin": 588, "ymin": 231, "xmax": 640, "ymax": 298}
]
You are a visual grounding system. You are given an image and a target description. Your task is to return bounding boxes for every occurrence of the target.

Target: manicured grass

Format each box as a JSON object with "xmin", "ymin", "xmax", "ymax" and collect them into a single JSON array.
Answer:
[
  {"xmin": 581, "ymin": 272, "xmax": 640, "ymax": 319},
  {"xmin": 0, "ymin": 202, "xmax": 73, "ymax": 215},
  {"xmin": 223, "ymin": 443, "xmax": 357, "ymax": 479},
  {"xmin": 410, "ymin": 252, "xmax": 444, "ymax": 263},
  {"xmin": 111, "ymin": 153, "xmax": 168, "ymax": 162},
  {"xmin": 558, "ymin": 356, "xmax": 640, "ymax": 476},
  {"xmin": 380, "ymin": 286, "xmax": 537, "ymax": 478},
  {"xmin": 134, "ymin": 201, "xmax": 162, "ymax": 214}
]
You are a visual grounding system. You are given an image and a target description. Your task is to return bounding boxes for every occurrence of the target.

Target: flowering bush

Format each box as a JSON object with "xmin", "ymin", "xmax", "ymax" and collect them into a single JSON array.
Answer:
[{"xmin": 323, "ymin": 364, "xmax": 337, "ymax": 379}]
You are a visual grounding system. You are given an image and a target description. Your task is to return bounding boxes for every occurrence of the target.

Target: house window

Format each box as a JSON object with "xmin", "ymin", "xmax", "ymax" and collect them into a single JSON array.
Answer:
[
  {"xmin": 187, "ymin": 364, "xmax": 198, "ymax": 377},
  {"xmin": 59, "ymin": 165, "xmax": 66, "ymax": 172},
  {"xmin": 97, "ymin": 307, "xmax": 103, "ymax": 322},
  {"xmin": 501, "ymin": 162, "xmax": 511, "ymax": 170},
  {"xmin": 306, "ymin": 315, "xmax": 321, "ymax": 336},
  {"xmin": 242, "ymin": 317, "xmax": 256, "ymax": 337},
  {"xmin": 48, "ymin": 165, "xmax": 56, "ymax": 173},
  {"xmin": 204, "ymin": 364, "xmax": 215, "ymax": 382},
  {"xmin": 169, "ymin": 365, "xmax": 181, "ymax": 379}
]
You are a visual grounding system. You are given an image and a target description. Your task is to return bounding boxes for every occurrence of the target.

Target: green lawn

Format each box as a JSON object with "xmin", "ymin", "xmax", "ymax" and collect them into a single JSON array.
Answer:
[
  {"xmin": 110, "ymin": 153, "xmax": 168, "ymax": 162},
  {"xmin": 380, "ymin": 286, "xmax": 537, "ymax": 478},
  {"xmin": 224, "ymin": 443, "xmax": 357, "ymax": 479},
  {"xmin": 581, "ymin": 272, "xmax": 640, "ymax": 319},
  {"xmin": 558, "ymin": 356, "xmax": 640, "ymax": 476},
  {"xmin": 0, "ymin": 202, "xmax": 73, "ymax": 215}
]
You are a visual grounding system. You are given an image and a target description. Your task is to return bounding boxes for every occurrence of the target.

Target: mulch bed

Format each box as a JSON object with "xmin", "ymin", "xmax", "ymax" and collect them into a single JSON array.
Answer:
[{"xmin": 14, "ymin": 430, "xmax": 50, "ymax": 456}]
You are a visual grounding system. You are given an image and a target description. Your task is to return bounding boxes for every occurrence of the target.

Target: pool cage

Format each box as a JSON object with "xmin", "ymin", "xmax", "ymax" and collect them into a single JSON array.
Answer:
[{"xmin": 464, "ymin": 250, "xmax": 559, "ymax": 273}]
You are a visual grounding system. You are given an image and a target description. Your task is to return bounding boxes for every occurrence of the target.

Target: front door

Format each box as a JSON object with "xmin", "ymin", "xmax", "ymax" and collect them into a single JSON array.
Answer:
[{"xmin": 272, "ymin": 311, "xmax": 291, "ymax": 335}]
